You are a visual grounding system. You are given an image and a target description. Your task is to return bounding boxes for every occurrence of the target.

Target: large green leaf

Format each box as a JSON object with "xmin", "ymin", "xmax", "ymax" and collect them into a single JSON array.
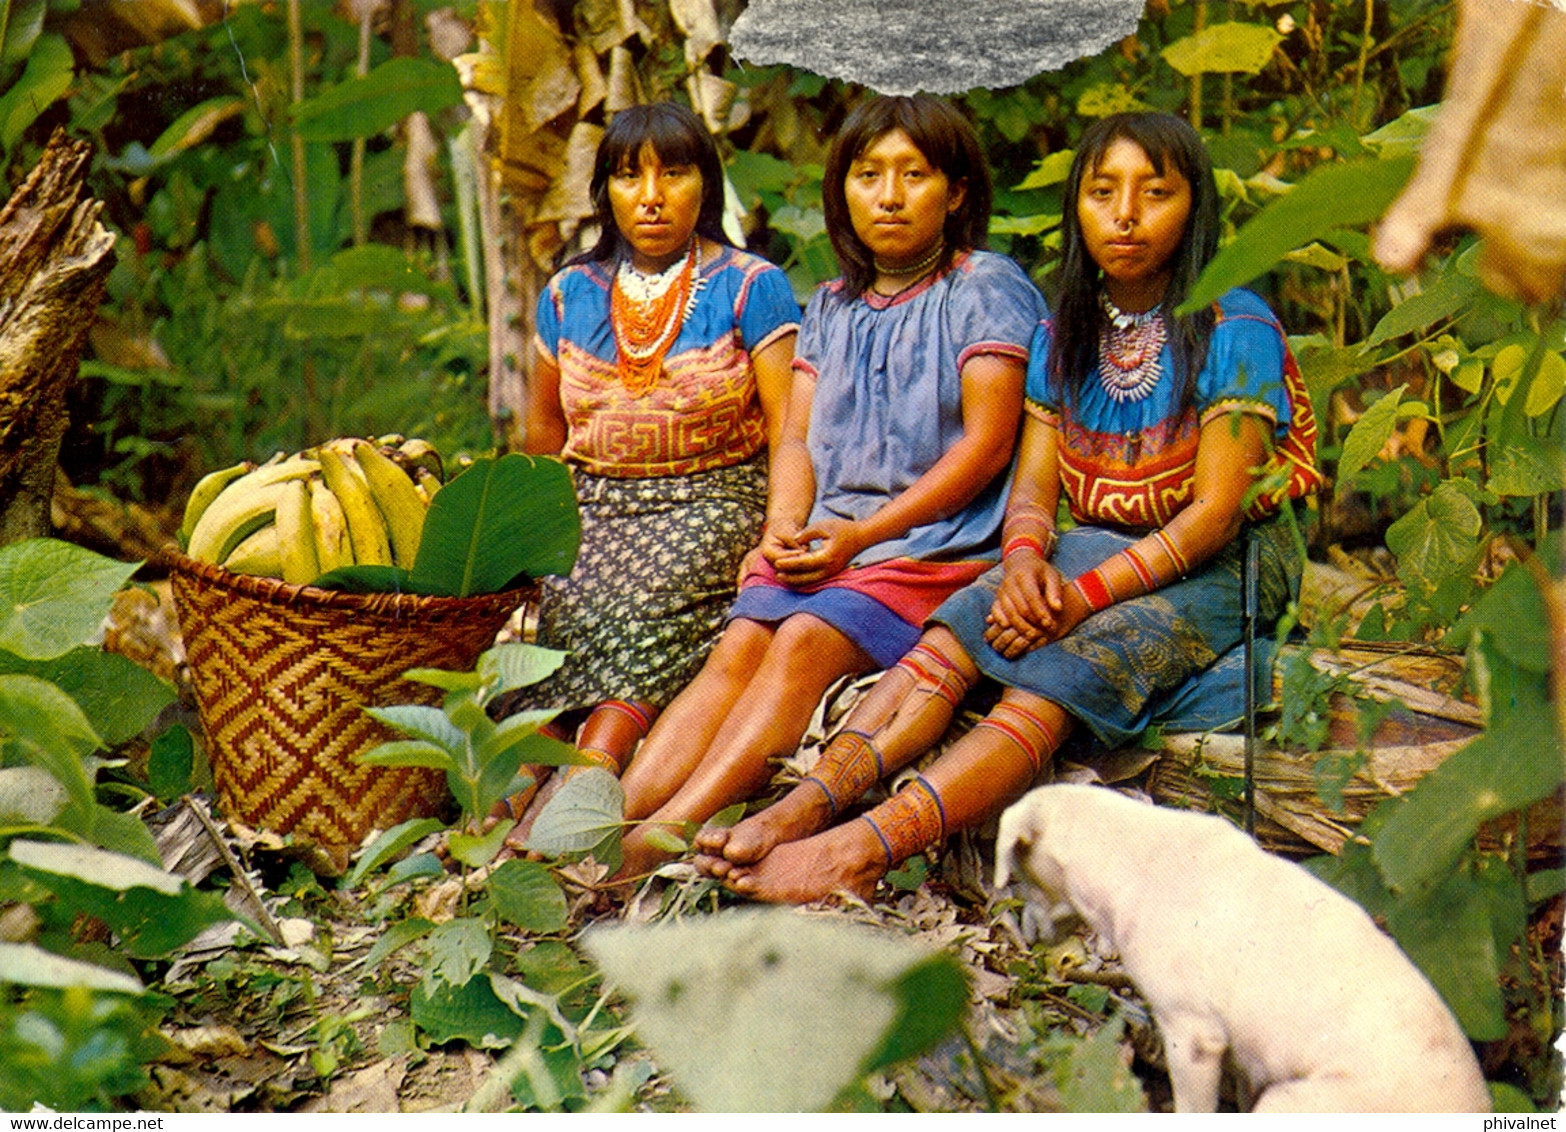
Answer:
[
  {"xmin": 1162, "ymin": 21, "xmax": 1282, "ymax": 76},
  {"xmin": 409, "ymin": 972, "xmax": 526, "ymax": 1048},
  {"xmin": 1371, "ymin": 649, "xmax": 1560, "ymax": 895},
  {"xmin": 0, "ymin": 0, "xmax": 45, "ymax": 66},
  {"xmin": 1363, "ymin": 271, "xmax": 1480, "ymax": 349},
  {"xmin": 1448, "ymin": 559, "xmax": 1554, "ymax": 674},
  {"xmin": 0, "ymin": 942, "xmax": 144, "ymax": 996},
  {"xmin": 488, "ymin": 859, "xmax": 569, "ymax": 934},
  {"xmin": 583, "ymin": 908, "xmax": 969, "ymax": 1112},
  {"xmin": 0, "ymin": 30, "xmax": 69, "ymax": 154},
  {"xmin": 1179, "ymin": 156, "xmax": 1417, "ymax": 313},
  {"xmin": 9, "ymin": 839, "xmax": 240, "ymax": 959},
  {"xmin": 410, "ymin": 454, "xmax": 581, "ymax": 598},
  {"xmin": 292, "ymin": 57, "xmax": 464, "ymax": 143},
  {"xmin": 344, "ymin": 818, "xmax": 446, "ymax": 888},
  {"xmin": 523, "ymin": 769, "xmax": 624, "ymax": 857},
  {"xmin": 0, "ymin": 647, "xmax": 174, "ymax": 747},
  {"xmin": 1383, "ymin": 862, "xmax": 1514, "ymax": 1040},
  {"xmin": 1384, "ymin": 480, "xmax": 1482, "ymax": 596},
  {"xmin": 478, "ymin": 643, "xmax": 568, "ymax": 696},
  {"xmin": 0, "ymin": 540, "xmax": 140, "ymax": 661},
  {"xmin": 0, "ymin": 674, "xmax": 102, "ymax": 815}
]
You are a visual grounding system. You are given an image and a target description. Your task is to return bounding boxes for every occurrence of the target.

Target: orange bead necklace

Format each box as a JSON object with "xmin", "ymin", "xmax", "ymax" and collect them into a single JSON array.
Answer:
[{"xmin": 611, "ymin": 240, "xmax": 701, "ymax": 396}]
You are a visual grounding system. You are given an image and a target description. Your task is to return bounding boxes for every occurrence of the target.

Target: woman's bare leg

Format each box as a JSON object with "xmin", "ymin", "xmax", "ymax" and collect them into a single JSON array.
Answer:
[
  {"xmin": 618, "ymin": 619, "xmax": 777, "ymax": 821},
  {"xmin": 695, "ymin": 627, "xmax": 978, "ymax": 871},
  {"xmin": 722, "ymin": 689, "xmax": 1071, "ymax": 903},
  {"xmin": 617, "ymin": 613, "xmax": 874, "ymax": 880}
]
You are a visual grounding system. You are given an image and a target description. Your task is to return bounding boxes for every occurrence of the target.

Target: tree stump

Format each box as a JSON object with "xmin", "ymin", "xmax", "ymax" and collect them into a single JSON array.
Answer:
[{"xmin": 0, "ymin": 129, "xmax": 117, "ymax": 548}]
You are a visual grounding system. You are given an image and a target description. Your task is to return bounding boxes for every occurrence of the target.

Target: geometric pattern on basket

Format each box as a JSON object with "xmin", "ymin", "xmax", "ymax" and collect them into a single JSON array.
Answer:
[{"xmin": 166, "ymin": 550, "xmax": 533, "ymax": 848}]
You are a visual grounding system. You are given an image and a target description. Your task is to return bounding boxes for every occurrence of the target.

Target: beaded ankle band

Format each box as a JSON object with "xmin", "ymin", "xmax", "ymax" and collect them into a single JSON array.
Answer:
[
  {"xmin": 860, "ymin": 775, "xmax": 946, "ymax": 870},
  {"xmin": 803, "ymin": 730, "xmax": 885, "ymax": 818}
]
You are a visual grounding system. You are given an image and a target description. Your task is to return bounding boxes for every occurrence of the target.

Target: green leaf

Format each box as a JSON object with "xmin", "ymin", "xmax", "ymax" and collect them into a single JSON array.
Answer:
[
  {"xmin": 0, "ymin": 766, "xmax": 67, "ymax": 825},
  {"xmin": 641, "ymin": 826, "xmax": 688, "ymax": 855},
  {"xmin": 0, "ymin": 647, "xmax": 175, "ymax": 747},
  {"xmin": 1486, "ymin": 433, "xmax": 1563, "ymax": 497},
  {"xmin": 426, "ymin": 917, "xmax": 492, "ymax": 988},
  {"xmin": 1362, "ymin": 105, "xmax": 1440, "ymax": 160},
  {"xmin": 488, "ymin": 859, "xmax": 569, "ymax": 934},
  {"xmin": 584, "ymin": 908, "xmax": 968, "ymax": 1112},
  {"xmin": 1054, "ymin": 1015, "xmax": 1149, "ymax": 1113},
  {"xmin": 1384, "ymin": 480, "xmax": 1482, "ymax": 596},
  {"xmin": 0, "ymin": 33, "xmax": 71, "ymax": 155},
  {"xmin": 0, "ymin": 0, "xmax": 46, "ymax": 65},
  {"xmin": 478, "ymin": 643, "xmax": 569, "ymax": 696},
  {"xmin": 1372, "ymin": 652, "xmax": 1559, "ymax": 895},
  {"xmin": 0, "ymin": 942, "xmax": 144, "ymax": 996},
  {"xmin": 410, "ymin": 454, "xmax": 581, "ymax": 598},
  {"xmin": 1490, "ymin": 343, "xmax": 1529, "ymax": 405},
  {"xmin": 410, "ymin": 972, "xmax": 525, "ymax": 1048},
  {"xmin": 1162, "ymin": 22, "xmax": 1282, "ymax": 76},
  {"xmin": 0, "ymin": 674, "xmax": 102, "ymax": 815},
  {"xmin": 147, "ymin": 725, "xmax": 195, "ymax": 803},
  {"xmin": 1383, "ymin": 863, "xmax": 1511, "ymax": 1039},
  {"xmin": 1015, "ymin": 149, "xmax": 1074, "ymax": 190},
  {"xmin": 1364, "ymin": 272, "xmax": 1480, "ymax": 349},
  {"xmin": 1335, "ymin": 384, "xmax": 1407, "ymax": 490},
  {"xmin": 361, "ymin": 917, "xmax": 435, "ymax": 975},
  {"xmin": 356, "ymin": 739, "xmax": 456, "ymax": 774},
  {"xmin": 1179, "ymin": 156, "xmax": 1417, "ymax": 313},
  {"xmin": 402, "ymin": 667, "xmax": 485, "ymax": 693},
  {"xmin": 988, "ymin": 212, "xmax": 1062, "ymax": 237},
  {"xmin": 362, "ymin": 705, "xmax": 467, "ymax": 754},
  {"xmin": 9, "ymin": 839, "xmax": 238, "ymax": 959},
  {"xmin": 447, "ymin": 820, "xmax": 514, "ymax": 869},
  {"xmin": 0, "ymin": 540, "xmax": 140, "ymax": 661},
  {"xmin": 148, "ymin": 96, "xmax": 245, "ymax": 159},
  {"xmin": 345, "ymin": 818, "xmax": 446, "ymax": 888},
  {"xmin": 292, "ymin": 57, "xmax": 464, "ymax": 143},
  {"xmin": 860, "ymin": 952, "xmax": 969, "ymax": 1074},
  {"xmin": 1524, "ymin": 350, "xmax": 1566, "ymax": 417},
  {"xmin": 1449, "ymin": 561, "xmax": 1553, "ymax": 673},
  {"xmin": 524, "ymin": 769, "xmax": 625, "ymax": 857}
]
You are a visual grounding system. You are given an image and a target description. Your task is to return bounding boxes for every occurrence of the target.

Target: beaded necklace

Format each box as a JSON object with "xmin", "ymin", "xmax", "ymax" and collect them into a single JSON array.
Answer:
[
  {"xmin": 611, "ymin": 240, "xmax": 704, "ymax": 396},
  {"xmin": 872, "ymin": 238, "xmax": 945, "ymax": 283},
  {"xmin": 1096, "ymin": 294, "xmax": 1167, "ymax": 404}
]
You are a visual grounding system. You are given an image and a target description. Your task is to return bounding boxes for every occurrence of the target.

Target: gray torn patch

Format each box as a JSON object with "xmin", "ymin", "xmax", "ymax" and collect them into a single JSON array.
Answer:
[{"xmin": 729, "ymin": 0, "xmax": 1146, "ymax": 95}]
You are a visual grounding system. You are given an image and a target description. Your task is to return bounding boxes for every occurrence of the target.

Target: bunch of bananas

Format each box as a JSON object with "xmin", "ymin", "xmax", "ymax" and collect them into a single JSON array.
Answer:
[{"xmin": 181, "ymin": 435, "xmax": 445, "ymax": 585}]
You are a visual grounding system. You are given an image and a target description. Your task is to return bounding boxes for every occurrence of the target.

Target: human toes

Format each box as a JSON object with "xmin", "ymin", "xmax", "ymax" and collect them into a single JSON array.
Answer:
[
  {"xmin": 693, "ymin": 852, "xmax": 734, "ymax": 879},
  {"xmin": 692, "ymin": 825, "xmax": 732, "ymax": 854}
]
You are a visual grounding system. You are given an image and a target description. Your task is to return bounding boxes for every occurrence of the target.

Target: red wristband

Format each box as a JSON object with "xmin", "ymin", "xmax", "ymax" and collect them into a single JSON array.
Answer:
[{"xmin": 1073, "ymin": 567, "xmax": 1115, "ymax": 613}]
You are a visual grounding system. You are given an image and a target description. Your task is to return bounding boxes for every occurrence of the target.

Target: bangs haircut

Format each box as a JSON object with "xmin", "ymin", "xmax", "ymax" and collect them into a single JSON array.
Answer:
[
  {"xmin": 822, "ymin": 94, "xmax": 993, "ymax": 298},
  {"xmin": 1048, "ymin": 111, "xmax": 1221, "ymax": 418},
  {"xmin": 574, "ymin": 101, "xmax": 733, "ymax": 266}
]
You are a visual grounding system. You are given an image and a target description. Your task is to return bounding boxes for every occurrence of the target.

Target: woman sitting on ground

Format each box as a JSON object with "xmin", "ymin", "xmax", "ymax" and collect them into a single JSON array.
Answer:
[
  {"xmin": 495, "ymin": 101, "xmax": 798, "ymax": 833},
  {"xmin": 612, "ymin": 94, "xmax": 1048, "ymax": 881},
  {"xmin": 696, "ymin": 111, "xmax": 1323, "ymax": 903}
]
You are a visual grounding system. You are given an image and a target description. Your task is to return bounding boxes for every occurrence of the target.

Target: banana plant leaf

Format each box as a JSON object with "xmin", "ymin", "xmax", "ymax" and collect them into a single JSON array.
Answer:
[{"xmin": 410, "ymin": 454, "xmax": 580, "ymax": 598}]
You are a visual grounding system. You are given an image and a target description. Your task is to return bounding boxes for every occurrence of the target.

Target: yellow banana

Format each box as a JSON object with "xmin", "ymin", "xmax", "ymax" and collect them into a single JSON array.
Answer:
[
  {"xmin": 181, "ymin": 461, "xmax": 253, "ymax": 543},
  {"xmin": 397, "ymin": 437, "xmax": 444, "ymax": 483},
  {"xmin": 185, "ymin": 457, "xmax": 321, "ymax": 564},
  {"xmin": 375, "ymin": 432, "xmax": 406, "ymax": 448},
  {"xmin": 353, "ymin": 439, "xmax": 427, "ymax": 568},
  {"xmin": 274, "ymin": 478, "xmax": 320, "ymax": 585},
  {"xmin": 222, "ymin": 523, "xmax": 282, "ymax": 576},
  {"xmin": 412, "ymin": 465, "xmax": 441, "ymax": 505},
  {"xmin": 309, "ymin": 478, "xmax": 352, "ymax": 573},
  {"xmin": 316, "ymin": 445, "xmax": 392, "ymax": 566}
]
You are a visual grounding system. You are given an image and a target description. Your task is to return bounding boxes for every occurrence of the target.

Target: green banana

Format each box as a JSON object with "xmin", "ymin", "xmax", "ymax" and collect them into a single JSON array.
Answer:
[
  {"xmin": 274, "ymin": 478, "xmax": 320, "ymax": 585},
  {"xmin": 222, "ymin": 523, "xmax": 282, "ymax": 576},
  {"xmin": 316, "ymin": 445, "xmax": 392, "ymax": 566},
  {"xmin": 309, "ymin": 478, "xmax": 352, "ymax": 573},
  {"xmin": 353, "ymin": 439, "xmax": 427, "ymax": 568},
  {"xmin": 186, "ymin": 458, "xmax": 319, "ymax": 564},
  {"xmin": 181, "ymin": 461, "xmax": 253, "ymax": 543}
]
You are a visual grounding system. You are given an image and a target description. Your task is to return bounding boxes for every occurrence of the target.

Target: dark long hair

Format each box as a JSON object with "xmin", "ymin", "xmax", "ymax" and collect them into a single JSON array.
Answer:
[
  {"xmin": 1048, "ymin": 112, "xmax": 1220, "ymax": 416},
  {"xmin": 573, "ymin": 102, "xmax": 733, "ymax": 266},
  {"xmin": 822, "ymin": 95, "xmax": 993, "ymax": 298}
]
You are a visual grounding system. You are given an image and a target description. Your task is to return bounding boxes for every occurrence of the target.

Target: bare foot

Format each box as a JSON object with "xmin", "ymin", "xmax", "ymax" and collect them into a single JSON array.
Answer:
[
  {"xmin": 693, "ymin": 781, "xmax": 836, "ymax": 869},
  {"xmin": 614, "ymin": 823, "xmax": 682, "ymax": 884},
  {"xmin": 723, "ymin": 819, "xmax": 887, "ymax": 904}
]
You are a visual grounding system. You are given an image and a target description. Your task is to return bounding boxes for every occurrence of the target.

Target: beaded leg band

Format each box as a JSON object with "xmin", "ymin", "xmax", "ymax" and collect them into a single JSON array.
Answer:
[
  {"xmin": 860, "ymin": 776, "xmax": 947, "ymax": 870},
  {"xmin": 894, "ymin": 642, "xmax": 970, "ymax": 707},
  {"xmin": 971, "ymin": 700, "xmax": 1061, "ymax": 777},
  {"xmin": 803, "ymin": 730, "xmax": 885, "ymax": 817}
]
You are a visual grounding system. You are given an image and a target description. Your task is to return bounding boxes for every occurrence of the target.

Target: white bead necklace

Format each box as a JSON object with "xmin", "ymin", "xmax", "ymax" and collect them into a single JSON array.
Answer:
[{"xmin": 1096, "ymin": 294, "xmax": 1167, "ymax": 403}]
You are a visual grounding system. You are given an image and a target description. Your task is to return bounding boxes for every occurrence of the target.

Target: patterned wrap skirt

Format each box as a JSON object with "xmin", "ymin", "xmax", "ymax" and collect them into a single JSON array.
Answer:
[
  {"xmin": 930, "ymin": 514, "xmax": 1301, "ymax": 748},
  {"xmin": 502, "ymin": 455, "xmax": 767, "ymax": 713}
]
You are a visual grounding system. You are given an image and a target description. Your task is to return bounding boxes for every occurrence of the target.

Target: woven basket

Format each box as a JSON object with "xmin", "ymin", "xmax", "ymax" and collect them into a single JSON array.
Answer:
[{"xmin": 165, "ymin": 549, "xmax": 533, "ymax": 850}]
